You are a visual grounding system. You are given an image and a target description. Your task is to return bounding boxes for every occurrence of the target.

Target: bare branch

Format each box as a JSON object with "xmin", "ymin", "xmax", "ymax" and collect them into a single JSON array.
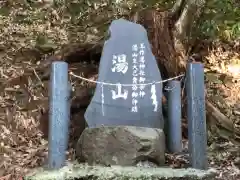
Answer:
[
  {"xmin": 170, "ymin": 0, "xmax": 185, "ymax": 20},
  {"xmin": 174, "ymin": 0, "xmax": 207, "ymax": 51}
]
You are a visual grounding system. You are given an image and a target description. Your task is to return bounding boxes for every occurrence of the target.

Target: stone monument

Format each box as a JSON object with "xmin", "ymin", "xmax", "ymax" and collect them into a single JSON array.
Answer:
[
  {"xmin": 76, "ymin": 19, "xmax": 166, "ymax": 167},
  {"xmin": 84, "ymin": 18, "xmax": 164, "ymax": 129}
]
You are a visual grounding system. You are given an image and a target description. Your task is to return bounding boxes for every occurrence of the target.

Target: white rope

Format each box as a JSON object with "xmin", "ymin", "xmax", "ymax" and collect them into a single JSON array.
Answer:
[{"xmin": 69, "ymin": 72, "xmax": 185, "ymax": 87}]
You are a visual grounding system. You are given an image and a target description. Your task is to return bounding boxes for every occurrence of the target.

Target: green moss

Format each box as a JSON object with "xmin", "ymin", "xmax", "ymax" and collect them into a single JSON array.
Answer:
[
  {"xmin": 35, "ymin": 33, "xmax": 57, "ymax": 52},
  {"xmin": 0, "ymin": 6, "xmax": 10, "ymax": 16},
  {"xmin": 24, "ymin": 163, "xmax": 217, "ymax": 180},
  {"xmin": 14, "ymin": 14, "xmax": 33, "ymax": 24}
]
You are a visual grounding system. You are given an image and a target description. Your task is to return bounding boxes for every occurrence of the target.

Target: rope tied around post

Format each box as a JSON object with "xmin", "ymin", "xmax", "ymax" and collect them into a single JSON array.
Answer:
[{"xmin": 69, "ymin": 71, "xmax": 185, "ymax": 88}]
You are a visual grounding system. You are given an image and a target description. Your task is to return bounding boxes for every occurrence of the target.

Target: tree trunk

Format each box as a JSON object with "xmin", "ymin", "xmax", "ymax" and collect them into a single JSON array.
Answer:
[
  {"xmin": 130, "ymin": 0, "xmax": 237, "ymax": 140},
  {"xmin": 133, "ymin": 0, "xmax": 206, "ymax": 77}
]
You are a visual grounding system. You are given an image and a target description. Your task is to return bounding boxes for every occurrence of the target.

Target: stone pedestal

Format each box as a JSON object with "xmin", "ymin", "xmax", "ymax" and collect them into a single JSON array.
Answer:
[{"xmin": 76, "ymin": 126, "xmax": 165, "ymax": 166}]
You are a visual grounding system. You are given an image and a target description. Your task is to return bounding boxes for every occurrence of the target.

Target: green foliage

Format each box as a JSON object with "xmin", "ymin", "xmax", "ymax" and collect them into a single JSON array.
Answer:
[
  {"xmin": 199, "ymin": 0, "xmax": 240, "ymax": 41},
  {"xmin": 143, "ymin": 0, "xmax": 239, "ymax": 41}
]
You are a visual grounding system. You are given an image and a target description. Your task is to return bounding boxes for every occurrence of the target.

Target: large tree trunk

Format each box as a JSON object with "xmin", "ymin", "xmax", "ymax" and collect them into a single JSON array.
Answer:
[
  {"xmin": 130, "ymin": 0, "xmax": 238, "ymax": 140},
  {"xmin": 132, "ymin": 0, "xmax": 206, "ymax": 77}
]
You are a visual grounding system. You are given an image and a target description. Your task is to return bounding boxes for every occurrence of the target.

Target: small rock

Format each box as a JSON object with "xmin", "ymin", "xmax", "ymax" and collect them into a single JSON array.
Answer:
[
  {"xmin": 234, "ymin": 157, "xmax": 240, "ymax": 168},
  {"xmin": 136, "ymin": 160, "xmax": 158, "ymax": 168},
  {"xmin": 76, "ymin": 126, "xmax": 165, "ymax": 166}
]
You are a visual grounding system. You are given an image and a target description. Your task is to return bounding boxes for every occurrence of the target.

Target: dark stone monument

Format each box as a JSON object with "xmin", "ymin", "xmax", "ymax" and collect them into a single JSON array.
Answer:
[{"xmin": 85, "ymin": 19, "xmax": 164, "ymax": 129}]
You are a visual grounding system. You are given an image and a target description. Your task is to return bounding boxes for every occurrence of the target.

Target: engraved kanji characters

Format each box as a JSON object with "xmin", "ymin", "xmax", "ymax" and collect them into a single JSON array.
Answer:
[
  {"xmin": 111, "ymin": 54, "xmax": 128, "ymax": 74},
  {"xmin": 111, "ymin": 54, "xmax": 129, "ymax": 100}
]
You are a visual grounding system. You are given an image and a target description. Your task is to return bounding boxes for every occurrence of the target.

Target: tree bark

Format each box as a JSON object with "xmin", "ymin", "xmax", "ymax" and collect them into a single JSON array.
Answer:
[
  {"xmin": 132, "ymin": 0, "xmax": 207, "ymax": 78},
  {"xmin": 131, "ymin": 0, "xmax": 236, "ymax": 141},
  {"xmin": 174, "ymin": 0, "xmax": 207, "ymax": 50}
]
